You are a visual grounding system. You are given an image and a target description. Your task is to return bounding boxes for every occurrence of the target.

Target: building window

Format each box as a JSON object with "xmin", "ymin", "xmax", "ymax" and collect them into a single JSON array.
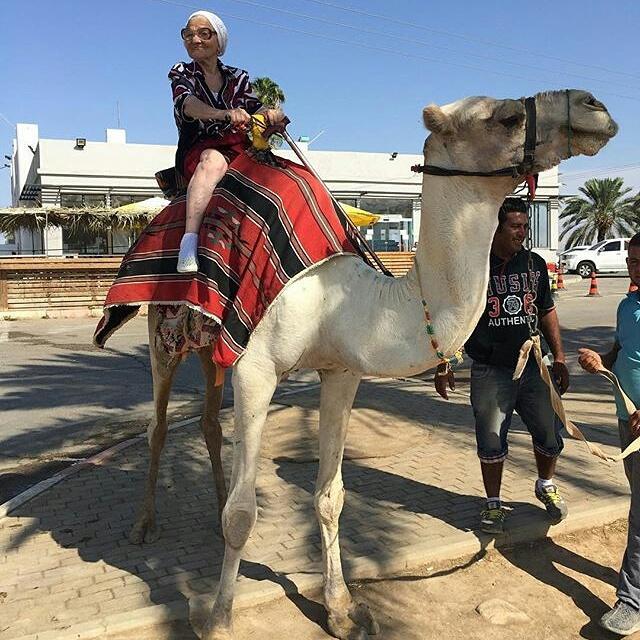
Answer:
[
  {"xmin": 529, "ymin": 201, "xmax": 550, "ymax": 248},
  {"xmin": 110, "ymin": 194, "xmax": 149, "ymax": 208},
  {"xmin": 359, "ymin": 197, "xmax": 413, "ymax": 218},
  {"xmin": 60, "ymin": 194, "xmax": 106, "ymax": 208},
  {"xmin": 63, "ymin": 227, "xmax": 109, "ymax": 255}
]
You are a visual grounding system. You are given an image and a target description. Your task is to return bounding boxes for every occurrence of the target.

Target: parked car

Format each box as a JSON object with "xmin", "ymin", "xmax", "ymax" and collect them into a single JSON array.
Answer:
[
  {"xmin": 557, "ymin": 244, "xmax": 590, "ymax": 259},
  {"xmin": 562, "ymin": 238, "xmax": 630, "ymax": 278}
]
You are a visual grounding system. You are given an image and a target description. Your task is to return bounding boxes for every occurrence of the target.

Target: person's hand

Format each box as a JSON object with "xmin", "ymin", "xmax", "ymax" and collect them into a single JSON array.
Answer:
[
  {"xmin": 629, "ymin": 410, "xmax": 640, "ymax": 438},
  {"xmin": 434, "ymin": 365, "xmax": 455, "ymax": 400},
  {"xmin": 551, "ymin": 360, "xmax": 569, "ymax": 395},
  {"xmin": 225, "ymin": 108, "xmax": 251, "ymax": 128},
  {"xmin": 263, "ymin": 108, "xmax": 285, "ymax": 125},
  {"xmin": 578, "ymin": 348, "xmax": 603, "ymax": 374}
]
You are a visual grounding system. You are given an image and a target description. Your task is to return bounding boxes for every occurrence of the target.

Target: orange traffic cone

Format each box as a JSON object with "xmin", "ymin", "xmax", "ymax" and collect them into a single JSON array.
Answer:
[
  {"xmin": 586, "ymin": 271, "xmax": 601, "ymax": 297},
  {"xmin": 629, "ymin": 281, "xmax": 639, "ymax": 293},
  {"xmin": 556, "ymin": 264, "xmax": 566, "ymax": 290}
]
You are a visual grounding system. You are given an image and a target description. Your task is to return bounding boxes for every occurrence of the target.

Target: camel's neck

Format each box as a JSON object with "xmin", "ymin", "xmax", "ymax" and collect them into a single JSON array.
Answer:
[{"xmin": 408, "ymin": 174, "xmax": 518, "ymax": 357}]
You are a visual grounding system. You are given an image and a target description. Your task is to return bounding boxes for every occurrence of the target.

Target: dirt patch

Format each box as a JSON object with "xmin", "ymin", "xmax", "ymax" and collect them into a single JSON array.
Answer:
[{"xmin": 114, "ymin": 519, "xmax": 634, "ymax": 640}]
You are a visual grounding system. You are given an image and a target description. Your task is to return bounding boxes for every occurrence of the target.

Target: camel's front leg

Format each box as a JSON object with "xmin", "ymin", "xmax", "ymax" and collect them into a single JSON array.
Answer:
[
  {"xmin": 197, "ymin": 348, "xmax": 228, "ymax": 524},
  {"xmin": 130, "ymin": 311, "xmax": 180, "ymax": 544},
  {"xmin": 201, "ymin": 358, "xmax": 278, "ymax": 640},
  {"xmin": 316, "ymin": 369, "xmax": 379, "ymax": 640}
]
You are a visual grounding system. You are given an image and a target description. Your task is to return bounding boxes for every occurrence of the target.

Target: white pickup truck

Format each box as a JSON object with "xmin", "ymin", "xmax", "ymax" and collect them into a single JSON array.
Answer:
[{"xmin": 562, "ymin": 238, "xmax": 630, "ymax": 278}]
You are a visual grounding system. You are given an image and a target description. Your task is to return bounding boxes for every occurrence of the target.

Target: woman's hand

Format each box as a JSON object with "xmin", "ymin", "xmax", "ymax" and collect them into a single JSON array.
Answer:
[
  {"xmin": 577, "ymin": 348, "xmax": 603, "ymax": 374},
  {"xmin": 225, "ymin": 108, "xmax": 251, "ymax": 128},
  {"xmin": 263, "ymin": 108, "xmax": 285, "ymax": 125}
]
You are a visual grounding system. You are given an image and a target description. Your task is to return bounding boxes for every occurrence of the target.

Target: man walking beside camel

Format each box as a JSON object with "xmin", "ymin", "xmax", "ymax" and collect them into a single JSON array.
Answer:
[{"xmin": 435, "ymin": 198, "xmax": 570, "ymax": 534}]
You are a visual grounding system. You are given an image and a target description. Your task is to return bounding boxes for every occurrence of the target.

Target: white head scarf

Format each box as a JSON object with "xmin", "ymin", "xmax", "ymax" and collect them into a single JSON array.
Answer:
[{"xmin": 187, "ymin": 10, "xmax": 228, "ymax": 56}]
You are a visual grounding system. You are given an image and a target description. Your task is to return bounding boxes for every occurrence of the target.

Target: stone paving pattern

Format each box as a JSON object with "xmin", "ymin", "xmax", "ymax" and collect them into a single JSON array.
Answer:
[{"xmin": 0, "ymin": 373, "xmax": 630, "ymax": 639}]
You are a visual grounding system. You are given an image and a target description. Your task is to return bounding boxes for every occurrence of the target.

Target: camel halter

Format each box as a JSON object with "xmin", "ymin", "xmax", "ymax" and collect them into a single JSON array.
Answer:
[{"xmin": 411, "ymin": 96, "xmax": 539, "ymax": 179}]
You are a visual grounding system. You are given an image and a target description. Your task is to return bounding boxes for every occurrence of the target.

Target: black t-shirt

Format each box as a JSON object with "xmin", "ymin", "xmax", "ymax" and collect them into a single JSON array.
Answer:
[{"xmin": 464, "ymin": 249, "xmax": 554, "ymax": 369}]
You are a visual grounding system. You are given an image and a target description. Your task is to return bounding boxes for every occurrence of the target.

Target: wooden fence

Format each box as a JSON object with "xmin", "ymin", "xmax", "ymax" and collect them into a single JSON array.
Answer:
[
  {"xmin": 0, "ymin": 257, "xmax": 122, "ymax": 314},
  {"xmin": 0, "ymin": 252, "xmax": 416, "ymax": 315}
]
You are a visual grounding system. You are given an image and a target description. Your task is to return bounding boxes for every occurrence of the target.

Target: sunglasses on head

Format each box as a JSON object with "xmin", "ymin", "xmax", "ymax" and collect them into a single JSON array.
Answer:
[{"xmin": 181, "ymin": 27, "xmax": 215, "ymax": 42}]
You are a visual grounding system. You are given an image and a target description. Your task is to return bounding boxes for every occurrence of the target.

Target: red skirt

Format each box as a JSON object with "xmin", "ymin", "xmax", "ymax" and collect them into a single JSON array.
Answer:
[{"xmin": 182, "ymin": 132, "xmax": 249, "ymax": 181}]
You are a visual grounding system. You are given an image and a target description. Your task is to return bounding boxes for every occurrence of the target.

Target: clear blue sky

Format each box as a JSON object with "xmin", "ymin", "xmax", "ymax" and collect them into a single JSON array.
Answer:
[{"xmin": 1, "ymin": 0, "xmax": 639, "ymax": 206}]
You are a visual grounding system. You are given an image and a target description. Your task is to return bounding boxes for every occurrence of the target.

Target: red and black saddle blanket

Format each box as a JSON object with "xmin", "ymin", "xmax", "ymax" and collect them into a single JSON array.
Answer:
[{"xmin": 93, "ymin": 152, "xmax": 360, "ymax": 368}]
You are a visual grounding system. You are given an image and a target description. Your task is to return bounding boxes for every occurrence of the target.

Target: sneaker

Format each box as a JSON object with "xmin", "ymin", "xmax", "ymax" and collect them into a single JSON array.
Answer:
[
  {"xmin": 600, "ymin": 601, "xmax": 640, "ymax": 635},
  {"xmin": 479, "ymin": 505, "xmax": 506, "ymax": 534},
  {"xmin": 177, "ymin": 253, "xmax": 199, "ymax": 273},
  {"xmin": 535, "ymin": 483, "xmax": 568, "ymax": 524}
]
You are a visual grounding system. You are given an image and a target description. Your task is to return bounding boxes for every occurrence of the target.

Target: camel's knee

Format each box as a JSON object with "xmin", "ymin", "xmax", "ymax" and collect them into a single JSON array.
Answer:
[
  {"xmin": 222, "ymin": 496, "xmax": 257, "ymax": 549},
  {"xmin": 146, "ymin": 419, "xmax": 168, "ymax": 449},
  {"xmin": 314, "ymin": 484, "xmax": 345, "ymax": 527},
  {"xmin": 196, "ymin": 149, "xmax": 227, "ymax": 179}
]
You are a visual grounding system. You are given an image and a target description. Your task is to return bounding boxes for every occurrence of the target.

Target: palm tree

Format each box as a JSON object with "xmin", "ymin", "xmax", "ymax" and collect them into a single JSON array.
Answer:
[
  {"xmin": 252, "ymin": 77, "xmax": 285, "ymax": 108},
  {"xmin": 560, "ymin": 177, "xmax": 638, "ymax": 247}
]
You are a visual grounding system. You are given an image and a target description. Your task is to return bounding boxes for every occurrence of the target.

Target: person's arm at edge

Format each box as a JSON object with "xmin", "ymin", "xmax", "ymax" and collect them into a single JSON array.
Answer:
[{"xmin": 539, "ymin": 307, "xmax": 570, "ymax": 394}]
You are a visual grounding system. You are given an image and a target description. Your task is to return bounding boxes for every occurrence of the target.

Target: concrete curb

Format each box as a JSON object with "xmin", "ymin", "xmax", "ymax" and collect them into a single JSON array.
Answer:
[{"xmin": 9, "ymin": 498, "xmax": 630, "ymax": 640}]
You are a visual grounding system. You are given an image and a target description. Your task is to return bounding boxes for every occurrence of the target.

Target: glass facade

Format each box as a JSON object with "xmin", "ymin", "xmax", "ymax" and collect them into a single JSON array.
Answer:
[{"xmin": 529, "ymin": 200, "xmax": 550, "ymax": 248}]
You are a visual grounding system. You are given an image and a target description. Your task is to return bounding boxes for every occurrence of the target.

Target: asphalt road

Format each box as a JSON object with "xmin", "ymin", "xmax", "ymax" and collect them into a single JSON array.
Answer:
[{"xmin": 0, "ymin": 274, "xmax": 630, "ymax": 503}]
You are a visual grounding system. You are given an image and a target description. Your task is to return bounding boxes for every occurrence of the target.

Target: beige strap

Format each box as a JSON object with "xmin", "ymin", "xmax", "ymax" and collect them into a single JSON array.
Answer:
[{"xmin": 513, "ymin": 335, "xmax": 639, "ymax": 462}]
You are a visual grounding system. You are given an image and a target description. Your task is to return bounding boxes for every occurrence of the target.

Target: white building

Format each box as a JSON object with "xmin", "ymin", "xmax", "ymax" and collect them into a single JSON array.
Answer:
[{"xmin": 4, "ymin": 123, "xmax": 560, "ymax": 261}]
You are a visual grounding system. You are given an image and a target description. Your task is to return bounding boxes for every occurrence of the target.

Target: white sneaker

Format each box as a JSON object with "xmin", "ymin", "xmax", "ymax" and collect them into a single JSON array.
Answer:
[{"xmin": 177, "ymin": 252, "xmax": 199, "ymax": 273}]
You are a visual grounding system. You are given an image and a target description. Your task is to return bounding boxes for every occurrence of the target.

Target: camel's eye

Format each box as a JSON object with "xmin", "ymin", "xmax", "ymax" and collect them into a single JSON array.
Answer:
[{"xmin": 499, "ymin": 115, "xmax": 521, "ymax": 128}]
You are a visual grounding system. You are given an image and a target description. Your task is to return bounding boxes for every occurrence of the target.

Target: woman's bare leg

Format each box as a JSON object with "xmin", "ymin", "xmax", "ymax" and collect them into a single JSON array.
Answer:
[{"xmin": 177, "ymin": 148, "xmax": 228, "ymax": 273}]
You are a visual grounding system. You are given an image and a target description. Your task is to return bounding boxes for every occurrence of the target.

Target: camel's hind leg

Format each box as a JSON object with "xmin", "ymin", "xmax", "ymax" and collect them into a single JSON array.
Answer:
[
  {"xmin": 197, "ymin": 347, "xmax": 228, "ymax": 524},
  {"xmin": 201, "ymin": 357, "xmax": 278, "ymax": 640},
  {"xmin": 130, "ymin": 307, "xmax": 181, "ymax": 544},
  {"xmin": 315, "ymin": 369, "xmax": 378, "ymax": 640}
]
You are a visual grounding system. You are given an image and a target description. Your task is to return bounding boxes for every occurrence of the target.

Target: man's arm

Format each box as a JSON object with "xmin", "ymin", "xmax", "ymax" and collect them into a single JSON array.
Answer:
[{"xmin": 539, "ymin": 308, "xmax": 570, "ymax": 394}]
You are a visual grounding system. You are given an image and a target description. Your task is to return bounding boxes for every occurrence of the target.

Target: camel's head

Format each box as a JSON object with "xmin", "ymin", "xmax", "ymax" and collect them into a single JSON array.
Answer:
[{"xmin": 422, "ymin": 89, "xmax": 617, "ymax": 175}]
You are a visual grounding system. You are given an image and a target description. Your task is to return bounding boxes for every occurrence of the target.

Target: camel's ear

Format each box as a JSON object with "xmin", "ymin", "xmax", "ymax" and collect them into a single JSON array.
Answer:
[{"xmin": 422, "ymin": 104, "xmax": 453, "ymax": 135}]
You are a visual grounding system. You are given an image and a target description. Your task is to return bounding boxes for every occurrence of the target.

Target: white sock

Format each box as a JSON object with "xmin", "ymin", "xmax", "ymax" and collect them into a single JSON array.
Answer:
[
  {"xmin": 486, "ymin": 497, "xmax": 501, "ymax": 508},
  {"xmin": 536, "ymin": 478, "xmax": 554, "ymax": 491},
  {"xmin": 179, "ymin": 232, "xmax": 198, "ymax": 258}
]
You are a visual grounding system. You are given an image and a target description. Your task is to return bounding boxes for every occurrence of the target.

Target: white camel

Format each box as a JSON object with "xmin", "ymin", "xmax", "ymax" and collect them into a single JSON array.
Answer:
[{"xmin": 131, "ymin": 89, "xmax": 617, "ymax": 639}]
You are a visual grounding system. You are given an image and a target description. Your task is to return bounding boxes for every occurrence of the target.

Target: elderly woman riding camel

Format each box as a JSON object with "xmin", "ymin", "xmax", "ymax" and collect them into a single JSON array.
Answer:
[{"xmin": 170, "ymin": 10, "xmax": 286, "ymax": 273}]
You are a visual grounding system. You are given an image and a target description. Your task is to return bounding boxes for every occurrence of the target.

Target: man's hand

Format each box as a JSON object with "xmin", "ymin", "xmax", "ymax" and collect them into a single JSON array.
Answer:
[
  {"xmin": 629, "ymin": 410, "xmax": 640, "ymax": 438},
  {"xmin": 434, "ymin": 365, "xmax": 455, "ymax": 400},
  {"xmin": 578, "ymin": 348, "xmax": 604, "ymax": 374},
  {"xmin": 551, "ymin": 360, "xmax": 569, "ymax": 395}
]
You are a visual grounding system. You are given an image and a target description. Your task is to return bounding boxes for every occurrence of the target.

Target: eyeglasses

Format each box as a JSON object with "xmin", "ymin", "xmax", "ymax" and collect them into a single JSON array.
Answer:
[{"xmin": 180, "ymin": 27, "xmax": 215, "ymax": 42}]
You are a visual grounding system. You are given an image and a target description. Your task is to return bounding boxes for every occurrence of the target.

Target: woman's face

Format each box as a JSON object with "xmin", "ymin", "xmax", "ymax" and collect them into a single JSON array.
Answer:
[{"xmin": 182, "ymin": 16, "xmax": 219, "ymax": 62}]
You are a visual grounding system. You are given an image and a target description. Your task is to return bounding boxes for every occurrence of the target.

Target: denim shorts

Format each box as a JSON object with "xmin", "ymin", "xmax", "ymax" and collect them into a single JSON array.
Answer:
[{"xmin": 470, "ymin": 359, "xmax": 564, "ymax": 463}]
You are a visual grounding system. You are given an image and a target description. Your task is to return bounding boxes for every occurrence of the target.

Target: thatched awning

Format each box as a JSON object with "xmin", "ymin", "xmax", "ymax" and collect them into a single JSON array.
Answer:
[{"xmin": 0, "ymin": 207, "xmax": 157, "ymax": 234}]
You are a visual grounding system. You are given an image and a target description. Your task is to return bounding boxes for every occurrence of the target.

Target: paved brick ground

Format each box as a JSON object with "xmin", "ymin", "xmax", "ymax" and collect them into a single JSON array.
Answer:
[{"xmin": 0, "ymin": 370, "xmax": 630, "ymax": 639}]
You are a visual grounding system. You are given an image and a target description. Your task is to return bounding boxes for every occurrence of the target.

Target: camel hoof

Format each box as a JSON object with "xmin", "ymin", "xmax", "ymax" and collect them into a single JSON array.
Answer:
[
  {"xmin": 129, "ymin": 519, "xmax": 159, "ymax": 544},
  {"xmin": 349, "ymin": 602, "xmax": 379, "ymax": 635},
  {"xmin": 200, "ymin": 622, "xmax": 233, "ymax": 640},
  {"xmin": 327, "ymin": 613, "xmax": 369, "ymax": 640}
]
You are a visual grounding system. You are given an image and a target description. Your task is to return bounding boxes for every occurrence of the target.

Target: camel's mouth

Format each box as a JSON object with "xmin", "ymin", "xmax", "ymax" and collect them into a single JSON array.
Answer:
[{"xmin": 571, "ymin": 117, "xmax": 619, "ymax": 140}]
